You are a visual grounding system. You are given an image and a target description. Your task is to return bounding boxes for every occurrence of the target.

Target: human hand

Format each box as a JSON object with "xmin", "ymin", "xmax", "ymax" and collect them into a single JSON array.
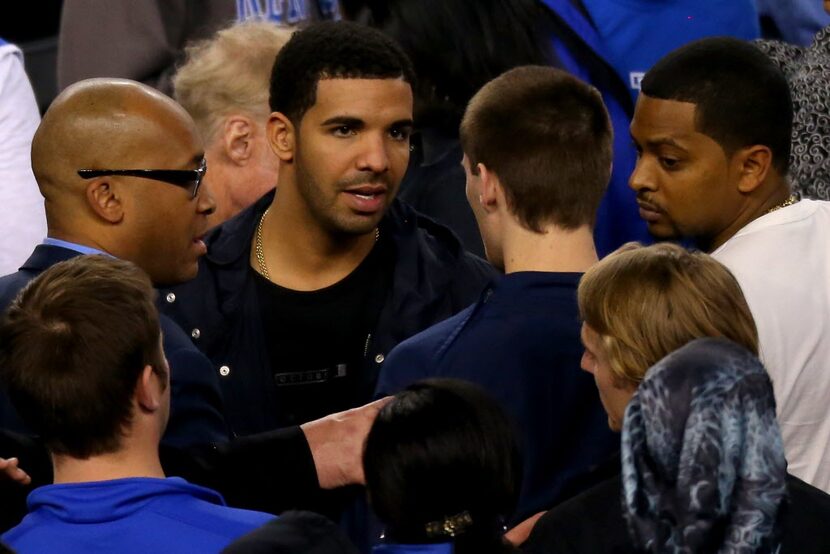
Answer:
[
  {"xmin": 0, "ymin": 457, "xmax": 32, "ymax": 486},
  {"xmin": 505, "ymin": 511, "xmax": 545, "ymax": 546},
  {"xmin": 301, "ymin": 397, "xmax": 391, "ymax": 489}
]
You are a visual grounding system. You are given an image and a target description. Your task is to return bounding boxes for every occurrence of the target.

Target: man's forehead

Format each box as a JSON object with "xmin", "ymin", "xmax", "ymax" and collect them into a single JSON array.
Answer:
[
  {"xmin": 631, "ymin": 95, "xmax": 700, "ymax": 143},
  {"xmin": 309, "ymin": 77, "xmax": 413, "ymax": 117}
]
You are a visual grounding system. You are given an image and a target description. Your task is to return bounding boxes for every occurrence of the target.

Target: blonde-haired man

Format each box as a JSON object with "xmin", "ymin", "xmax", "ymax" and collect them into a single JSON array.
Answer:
[{"xmin": 174, "ymin": 21, "xmax": 292, "ymax": 227}]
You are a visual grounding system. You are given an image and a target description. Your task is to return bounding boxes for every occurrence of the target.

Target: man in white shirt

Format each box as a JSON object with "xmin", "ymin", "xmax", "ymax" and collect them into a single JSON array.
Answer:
[
  {"xmin": 629, "ymin": 36, "xmax": 830, "ymax": 491},
  {"xmin": 0, "ymin": 40, "xmax": 46, "ymax": 274}
]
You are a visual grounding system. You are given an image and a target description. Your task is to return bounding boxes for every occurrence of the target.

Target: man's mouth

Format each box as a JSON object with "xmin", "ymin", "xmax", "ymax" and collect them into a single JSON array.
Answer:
[
  {"xmin": 343, "ymin": 185, "xmax": 388, "ymax": 213},
  {"xmin": 637, "ymin": 199, "xmax": 664, "ymax": 223}
]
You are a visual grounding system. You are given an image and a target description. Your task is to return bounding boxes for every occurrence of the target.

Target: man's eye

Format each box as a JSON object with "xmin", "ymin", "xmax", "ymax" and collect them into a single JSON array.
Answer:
[
  {"xmin": 332, "ymin": 126, "xmax": 355, "ymax": 137},
  {"xmin": 660, "ymin": 157, "xmax": 680, "ymax": 169},
  {"xmin": 390, "ymin": 127, "xmax": 411, "ymax": 141}
]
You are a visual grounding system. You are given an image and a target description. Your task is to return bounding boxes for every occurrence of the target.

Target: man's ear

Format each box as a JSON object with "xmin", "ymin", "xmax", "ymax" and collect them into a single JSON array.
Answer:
[
  {"xmin": 136, "ymin": 365, "xmax": 161, "ymax": 414},
  {"xmin": 85, "ymin": 179, "xmax": 124, "ymax": 223},
  {"xmin": 267, "ymin": 112, "xmax": 295, "ymax": 163},
  {"xmin": 735, "ymin": 145, "xmax": 773, "ymax": 194},
  {"xmin": 222, "ymin": 115, "xmax": 256, "ymax": 166},
  {"xmin": 478, "ymin": 163, "xmax": 502, "ymax": 214}
]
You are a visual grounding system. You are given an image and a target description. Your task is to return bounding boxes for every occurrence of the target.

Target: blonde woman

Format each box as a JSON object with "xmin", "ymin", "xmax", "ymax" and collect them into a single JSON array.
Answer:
[{"xmin": 520, "ymin": 243, "xmax": 830, "ymax": 553}]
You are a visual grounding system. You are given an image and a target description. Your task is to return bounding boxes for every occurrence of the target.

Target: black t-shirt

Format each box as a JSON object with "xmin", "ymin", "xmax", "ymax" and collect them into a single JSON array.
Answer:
[{"xmin": 254, "ymin": 234, "xmax": 394, "ymax": 426}]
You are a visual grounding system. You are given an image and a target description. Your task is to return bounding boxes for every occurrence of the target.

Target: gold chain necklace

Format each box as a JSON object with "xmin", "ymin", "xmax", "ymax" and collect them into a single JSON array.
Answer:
[
  {"xmin": 254, "ymin": 208, "xmax": 380, "ymax": 282},
  {"xmin": 764, "ymin": 194, "xmax": 798, "ymax": 216},
  {"xmin": 255, "ymin": 207, "xmax": 272, "ymax": 280}
]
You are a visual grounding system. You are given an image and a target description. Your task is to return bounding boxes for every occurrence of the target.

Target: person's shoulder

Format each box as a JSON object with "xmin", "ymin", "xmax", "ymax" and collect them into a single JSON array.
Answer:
[
  {"xmin": 388, "ymin": 305, "xmax": 473, "ymax": 362},
  {"xmin": 377, "ymin": 305, "xmax": 475, "ymax": 395},
  {"xmin": 147, "ymin": 480, "xmax": 275, "ymax": 539},
  {"xmin": 0, "ymin": 269, "xmax": 29, "ymax": 300},
  {"xmin": 781, "ymin": 473, "xmax": 830, "ymax": 553},
  {"xmin": 525, "ymin": 475, "xmax": 632, "ymax": 554},
  {"xmin": 714, "ymin": 199, "xmax": 829, "ymax": 261},
  {"xmin": 222, "ymin": 511, "xmax": 359, "ymax": 554}
]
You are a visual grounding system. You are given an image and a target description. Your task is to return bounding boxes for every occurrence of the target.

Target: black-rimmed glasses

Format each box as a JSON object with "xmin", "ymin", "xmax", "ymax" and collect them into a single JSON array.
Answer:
[{"xmin": 77, "ymin": 158, "xmax": 207, "ymax": 198}]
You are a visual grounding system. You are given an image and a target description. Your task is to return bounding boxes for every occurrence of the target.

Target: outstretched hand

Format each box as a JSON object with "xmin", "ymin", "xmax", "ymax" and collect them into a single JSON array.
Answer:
[
  {"xmin": 301, "ymin": 396, "xmax": 392, "ymax": 489},
  {"xmin": 0, "ymin": 457, "xmax": 32, "ymax": 486},
  {"xmin": 505, "ymin": 511, "xmax": 545, "ymax": 546}
]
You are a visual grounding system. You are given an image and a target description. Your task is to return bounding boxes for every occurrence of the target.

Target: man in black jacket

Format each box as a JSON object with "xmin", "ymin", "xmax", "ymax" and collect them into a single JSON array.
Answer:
[{"xmin": 160, "ymin": 21, "xmax": 494, "ymax": 436}]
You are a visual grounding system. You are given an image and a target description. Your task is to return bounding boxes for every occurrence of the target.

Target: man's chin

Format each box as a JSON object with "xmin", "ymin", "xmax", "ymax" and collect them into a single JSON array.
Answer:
[{"xmin": 646, "ymin": 221, "xmax": 682, "ymax": 241}]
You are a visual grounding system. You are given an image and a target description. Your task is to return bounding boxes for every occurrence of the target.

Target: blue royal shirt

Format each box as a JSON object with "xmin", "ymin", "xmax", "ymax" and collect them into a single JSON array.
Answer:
[
  {"xmin": 2, "ymin": 477, "xmax": 275, "ymax": 554},
  {"xmin": 540, "ymin": 0, "xmax": 652, "ymax": 256},
  {"xmin": 376, "ymin": 272, "xmax": 618, "ymax": 521},
  {"xmin": 581, "ymin": 0, "xmax": 760, "ymax": 98}
]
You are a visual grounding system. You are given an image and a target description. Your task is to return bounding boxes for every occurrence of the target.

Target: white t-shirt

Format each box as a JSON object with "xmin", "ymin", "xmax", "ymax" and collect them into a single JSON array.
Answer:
[
  {"xmin": 0, "ymin": 42, "xmax": 45, "ymax": 275},
  {"xmin": 713, "ymin": 199, "xmax": 830, "ymax": 491}
]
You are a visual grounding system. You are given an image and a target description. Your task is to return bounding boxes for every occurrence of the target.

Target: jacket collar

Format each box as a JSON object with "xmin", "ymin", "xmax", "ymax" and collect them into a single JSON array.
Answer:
[
  {"xmin": 204, "ymin": 188, "xmax": 469, "ymax": 270},
  {"xmin": 19, "ymin": 244, "xmax": 83, "ymax": 272}
]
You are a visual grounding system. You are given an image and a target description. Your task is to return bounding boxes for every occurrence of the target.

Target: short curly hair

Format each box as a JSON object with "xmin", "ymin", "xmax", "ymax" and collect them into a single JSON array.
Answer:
[
  {"xmin": 269, "ymin": 20, "xmax": 415, "ymax": 123},
  {"xmin": 578, "ymin": 243, "xmax": 758, "ymax": 387}
]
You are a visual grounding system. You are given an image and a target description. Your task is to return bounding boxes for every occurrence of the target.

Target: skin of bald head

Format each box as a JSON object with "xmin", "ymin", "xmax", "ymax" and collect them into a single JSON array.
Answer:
[{"xmin": 32, "ymin": 78, "xmax": 215, "ymax": 285}]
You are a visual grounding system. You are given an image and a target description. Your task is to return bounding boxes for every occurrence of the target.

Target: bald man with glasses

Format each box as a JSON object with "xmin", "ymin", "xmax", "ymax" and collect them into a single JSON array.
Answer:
[
  {"xmin": 0, "ymin": 78, "xmax": 391, "ymax": 533},
  {"xmin": 0, "ymin": 78, "xmax": 223, "ymax": 444}
]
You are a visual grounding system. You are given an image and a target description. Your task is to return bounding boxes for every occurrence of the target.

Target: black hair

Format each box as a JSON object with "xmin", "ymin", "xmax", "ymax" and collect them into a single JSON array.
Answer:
[
  {"xmin": 641, "ymin": 37, "xmax": 793, "ymax": 173},
  {"xmin": 356, "ymin": 0, "xmax": 557, "ymax": 133},
  {"xmin": 364, "ymin": 379, "xmax": 522, "ymax": 553},
  {"xmin": 269, "ymin": 20, "xmax": 415, "ymax": 123}
]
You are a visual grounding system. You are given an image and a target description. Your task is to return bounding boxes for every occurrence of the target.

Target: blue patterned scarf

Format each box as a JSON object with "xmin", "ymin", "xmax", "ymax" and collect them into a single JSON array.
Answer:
[{"xmin": 621, "ymin": 338, "xmax": 786, "ymax": 553}]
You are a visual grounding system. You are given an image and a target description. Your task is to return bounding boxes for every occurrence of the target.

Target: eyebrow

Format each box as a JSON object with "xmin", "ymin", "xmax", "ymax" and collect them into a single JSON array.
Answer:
[
  {"xmin": 321, "ymin": 116, "xmax": 365, "ymax": 127},
  {"xmin": 630, "ymin": 132, "xmax": 687, "ymax": 151},
  {"xmin": 320, "ymin": 116, "xmax": 415, "ymax": 129},
  {"xmin": 390, "ymin": 119, "xmax": 415, "ymax": 129}
]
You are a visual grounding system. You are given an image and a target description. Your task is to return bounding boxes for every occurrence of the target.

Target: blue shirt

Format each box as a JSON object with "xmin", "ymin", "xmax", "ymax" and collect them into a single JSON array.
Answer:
[
  {"xmin": 41, "ymin": 237, "xmax": 110, "ymax": 257},
  {"xmin": 582, "ymin": 0, "xmax": 760, "ymax": 98},
  {"xmin": 2, "ymin": 477, "xmax": 275, "ymax": 554},
  {"xmin": 376, "ymin": 272, "xmax": 618, "ymax": 520}
]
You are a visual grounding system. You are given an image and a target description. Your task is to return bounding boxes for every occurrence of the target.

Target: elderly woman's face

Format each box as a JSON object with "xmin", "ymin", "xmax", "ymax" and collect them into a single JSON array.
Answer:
[{"xmin": 580, "ymin": 324, "xmax": 637, "ymax": 432}]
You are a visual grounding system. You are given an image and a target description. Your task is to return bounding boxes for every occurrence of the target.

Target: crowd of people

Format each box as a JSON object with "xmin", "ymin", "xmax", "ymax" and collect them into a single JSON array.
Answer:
[{"xmin": 1, "ymin": 2, "xmax": 830, "ymax": 553}]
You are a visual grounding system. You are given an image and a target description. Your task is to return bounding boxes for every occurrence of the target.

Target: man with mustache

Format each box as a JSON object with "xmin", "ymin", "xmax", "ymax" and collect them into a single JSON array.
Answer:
[
  {"xmin": 161, "ymin": 21, "xmax": 493, "ymax": 436},
  {"xmin": 629, "ymin": 37, "xmax": 830, "ymax": 493}
]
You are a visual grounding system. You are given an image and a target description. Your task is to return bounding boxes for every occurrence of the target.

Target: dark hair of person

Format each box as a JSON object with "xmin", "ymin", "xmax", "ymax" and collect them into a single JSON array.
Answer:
[
  {"xmin": 641, "ymin": 36, "xmax": 793, "ymax": 173},
  {"xmin": 460, "ymin": 65, "xmax": 612, "ymax": 232},
  {"xmin": 0, "ymin": 256, "xmax": 165, "ymax": 459},
  {"xmin": 356, "ymin": 0, "xmax": 557, "ymax": 133},
  {"xmin": 269, "ymin": 20, "xmax": 416, "ymax": 123},
  {"xmin": 364, "ymin": 379, "xmax": 522, "ymax": 553}
]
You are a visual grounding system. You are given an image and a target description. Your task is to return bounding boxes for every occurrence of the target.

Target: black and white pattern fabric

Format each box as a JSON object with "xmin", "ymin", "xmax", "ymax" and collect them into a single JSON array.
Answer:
[
  {"xmin": 757, "ymin": 27, "xmax": 830, "ymax": 200},
  {"xmin": 621, "ymin": 338, "xmax": 787, "ymax": 554}
]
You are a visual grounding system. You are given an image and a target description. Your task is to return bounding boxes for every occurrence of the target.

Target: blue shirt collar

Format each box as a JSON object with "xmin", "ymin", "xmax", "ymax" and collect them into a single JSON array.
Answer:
[{"xmin": 42, "ymin": 238, "xmax": 112, "ymax": 257}]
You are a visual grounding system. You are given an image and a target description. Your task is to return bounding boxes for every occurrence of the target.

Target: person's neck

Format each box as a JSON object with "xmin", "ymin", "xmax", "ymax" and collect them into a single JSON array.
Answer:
[
  {"xmin": 52, "ymin": 445, "xmax": 164, "ymax": 485},
  {"xmin": 706, "ymin": 180, "xmax": 792, "ymax": 252},
  {"xmin": 501, "ymin": 221, "xmax": 598, "ymax": 274},
  {"xmin": 255, "ymin": 184, "xmax": 378, "ymax": 291},
  {"xmin": 46, "ymin": 227, "xmax": 111, "ymax": 254}
]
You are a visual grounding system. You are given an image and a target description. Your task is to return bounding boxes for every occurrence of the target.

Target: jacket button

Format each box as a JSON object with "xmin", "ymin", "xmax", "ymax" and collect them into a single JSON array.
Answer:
[
  {"xmin": 219, "ymin": 365, "xmax": 230, "ymax": 377},
  {"xmin": 374, "ymin": 354, "xmax": 385, "ymax": 364},
  {"xmin": 165, "ymin": 292, "xmax": 176, "ymax": 303},
  {"xmin": 191, "ymin": 328, "xmax": 200, "ymax": 339}
]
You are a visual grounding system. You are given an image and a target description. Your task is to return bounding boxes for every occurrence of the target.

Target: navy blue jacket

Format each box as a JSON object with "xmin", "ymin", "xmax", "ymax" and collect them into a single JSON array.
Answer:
[
  {"xmin": 376, "ymin": 272, "xmax": 619, "ymax": 522},
  {"xmin": 159, "ymin": 190, "xmax": 495, "ymax": 436},
  {"xmin": 0, "ymin": 244, "xmax": 228, "ymax": 448}
]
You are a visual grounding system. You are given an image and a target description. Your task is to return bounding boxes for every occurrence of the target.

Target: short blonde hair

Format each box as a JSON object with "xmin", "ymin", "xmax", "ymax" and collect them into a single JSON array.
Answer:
[
  {"xmin": 578, "ymin": 242, "xmax": 758, "ymax": 386},
  {"xmin": 173, "ymin": 21, "xmax": 293, "ymax": 142}
]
